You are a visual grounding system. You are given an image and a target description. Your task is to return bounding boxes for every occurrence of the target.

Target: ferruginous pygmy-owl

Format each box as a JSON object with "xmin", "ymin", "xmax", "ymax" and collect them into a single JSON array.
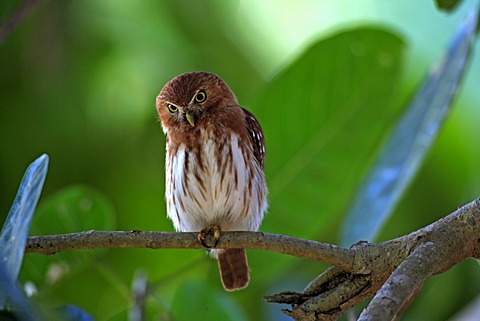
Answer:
[{"xmin": 156, "ymin": 72, "xmax": 267, "ymax": 291}]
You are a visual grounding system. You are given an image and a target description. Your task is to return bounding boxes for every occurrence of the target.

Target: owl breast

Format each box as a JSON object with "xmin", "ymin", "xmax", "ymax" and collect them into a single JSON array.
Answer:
[{"xmin": 165, "ymin": 128, "xmax": 267, "ymax": 233}]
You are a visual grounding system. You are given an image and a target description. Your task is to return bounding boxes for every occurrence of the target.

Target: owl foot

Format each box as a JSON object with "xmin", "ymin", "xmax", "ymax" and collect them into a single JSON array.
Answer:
[{"xmin": 198, "ymin": 224, "xmax": 222, "ymax": 248}]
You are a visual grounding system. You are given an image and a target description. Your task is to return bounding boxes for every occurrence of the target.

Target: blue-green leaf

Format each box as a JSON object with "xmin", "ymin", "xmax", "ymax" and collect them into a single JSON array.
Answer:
[
  {"xmin": 0, "ymin": 154, "xmax": 48, "ymax": 307},
  {"xmin": 341, "ymin": 10, "xmax": 478, "ymax": 246},
  {"xmin": 0, "ymin": 264, "xmax": 38, "ymax": 321}
]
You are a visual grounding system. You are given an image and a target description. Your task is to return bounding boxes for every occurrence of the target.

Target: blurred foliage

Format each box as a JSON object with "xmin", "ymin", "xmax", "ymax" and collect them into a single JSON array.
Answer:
[
  {"xmin": 0, "ymin": 310, "xmax": 21, "ymax": 321},
  {"xmin": 435, "ymin": 0, "xmax": 463, "ymax": 11},
  {"xmin": 255, "ymin": 27, "xmax": 405, "ymax": 241},
  {"xmin": 342, "ymin": 10, "xmax": 477, "ymax": 246},
  {"xmin": 21, "ymin": 185, "xmax": 115, "ymax": 292},
  {"xmin": 1, "ymin": 1, "xmax": 480, "ymax": 321}
]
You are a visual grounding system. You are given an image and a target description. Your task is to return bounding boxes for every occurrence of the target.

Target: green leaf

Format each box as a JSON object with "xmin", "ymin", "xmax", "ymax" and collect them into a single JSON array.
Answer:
[
  {"xmin": 252, "ymin": 27, "xmax": 405, "ymax": 240},
  {"xmin": 20, "ymin": 186, "xmax": 115, "ymax": 289},
  {"xmin": 341, "ymin": 10, "xmax": 478, "ymax": 246},
  {"xmin": 0, "ymin": 154, "xmax": 48, "ymax": 308},
  {"xmin": 30, "ymin": 185, "xmax": 115, "ymax": 235}
]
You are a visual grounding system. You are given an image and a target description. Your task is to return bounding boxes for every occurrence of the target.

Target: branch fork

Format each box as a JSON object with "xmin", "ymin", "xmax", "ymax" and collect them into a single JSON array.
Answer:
[{"xmin": 25, "ymin": 198, "xmax": 480, "ymax": 320}]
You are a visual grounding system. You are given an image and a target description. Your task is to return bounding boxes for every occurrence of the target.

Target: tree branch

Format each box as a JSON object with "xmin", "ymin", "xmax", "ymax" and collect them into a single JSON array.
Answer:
[
  {"xmin": 264, "ymin": 197, "xmax": 480, "ymax": 320},
  {"xmin": 26, "ymin": 230, "xmax": 355, "ymax": 271},
  {"xmin": 24, "ymin": 197, "xmax": 480, "ymax": 320},
  {"xmin": 357, "ymin": 242, "xmax": 435, "ymax": 320}
]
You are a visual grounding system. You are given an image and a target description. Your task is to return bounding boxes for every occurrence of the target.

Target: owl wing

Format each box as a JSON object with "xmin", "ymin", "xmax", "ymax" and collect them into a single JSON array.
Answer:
[{"xmin": 241, "ymin": 107, "xmax": 266, "ymax": 169}]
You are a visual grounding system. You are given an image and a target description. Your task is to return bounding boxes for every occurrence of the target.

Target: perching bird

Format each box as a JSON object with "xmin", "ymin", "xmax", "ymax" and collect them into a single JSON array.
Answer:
[{"xmin": 156, "ymin": 72, "xmax": 267, "ymax": 291}]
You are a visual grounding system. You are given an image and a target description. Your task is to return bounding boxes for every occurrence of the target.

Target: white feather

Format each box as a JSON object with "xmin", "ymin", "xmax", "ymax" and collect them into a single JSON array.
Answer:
[{"xmin": 165, "ymin": 130, "xmax": 267, "ymax": 233}]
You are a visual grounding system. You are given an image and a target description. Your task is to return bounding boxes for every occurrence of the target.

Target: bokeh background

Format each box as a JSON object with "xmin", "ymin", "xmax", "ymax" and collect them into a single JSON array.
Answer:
[{"xmin": 1, "ymin": 1, "xmax": 480, "ymax": 320}]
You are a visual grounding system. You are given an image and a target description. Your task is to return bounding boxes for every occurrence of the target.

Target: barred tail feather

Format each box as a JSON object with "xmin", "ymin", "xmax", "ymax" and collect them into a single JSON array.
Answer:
[{"xmin": 217, "ymin": 249, "xmax": 250, "ymax": 291}]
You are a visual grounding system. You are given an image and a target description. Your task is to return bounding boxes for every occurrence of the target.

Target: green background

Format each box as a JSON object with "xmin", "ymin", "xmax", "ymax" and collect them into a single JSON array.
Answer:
[{"xmin": 1, "ymin": 1, "xmax": 480, "ymax": 320}]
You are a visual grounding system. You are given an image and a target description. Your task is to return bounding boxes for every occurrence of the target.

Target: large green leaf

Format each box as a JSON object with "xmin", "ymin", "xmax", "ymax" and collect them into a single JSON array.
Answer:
[
  {"xmin": 252, "ymin": 27, "xmax": 405, "ymax": 241},
  {"xmin": 341, "ymin": 10, "xmax": 478, "ymax": 246}
]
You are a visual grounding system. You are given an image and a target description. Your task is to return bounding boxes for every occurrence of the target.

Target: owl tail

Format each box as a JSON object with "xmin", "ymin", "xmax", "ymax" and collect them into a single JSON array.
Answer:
[{"xmin": 216, "ymin": 249, "xmax": 250, "ymax": 291}]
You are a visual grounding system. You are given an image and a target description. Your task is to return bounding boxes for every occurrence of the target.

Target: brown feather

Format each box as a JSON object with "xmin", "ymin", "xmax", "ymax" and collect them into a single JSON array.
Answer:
[{"xmin": 217, "ymin": 249, "xmax": 250, "ymax": 291}]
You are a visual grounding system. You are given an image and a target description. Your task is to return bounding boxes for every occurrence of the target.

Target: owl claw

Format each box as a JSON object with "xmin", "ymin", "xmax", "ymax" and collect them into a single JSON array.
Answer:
[{"xmin": 198, "ymin": 224, "xmax": 222, "ymax": 248}]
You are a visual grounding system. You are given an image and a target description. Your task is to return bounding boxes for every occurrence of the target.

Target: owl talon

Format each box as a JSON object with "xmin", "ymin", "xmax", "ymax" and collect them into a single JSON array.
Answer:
[{"xmin": 198, "ymin": 224, "xmax": 222, "ymax": 248}]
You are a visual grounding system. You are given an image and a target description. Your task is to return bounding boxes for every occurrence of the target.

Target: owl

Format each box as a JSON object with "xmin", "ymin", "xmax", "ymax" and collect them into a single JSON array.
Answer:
[{"xmin": 156, "ymin": 72, "xmax": 267, "ymax": 290}]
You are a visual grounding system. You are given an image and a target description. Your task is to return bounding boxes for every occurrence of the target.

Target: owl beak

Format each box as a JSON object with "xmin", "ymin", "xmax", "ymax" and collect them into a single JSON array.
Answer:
[{"xmin": 185, "ymin": 112, "xmax": 195, "ymax": 126}]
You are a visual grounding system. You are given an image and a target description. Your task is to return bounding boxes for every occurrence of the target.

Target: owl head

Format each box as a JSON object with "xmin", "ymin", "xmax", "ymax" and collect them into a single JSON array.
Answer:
[{"xmin": 156, "ymin": 72, "xmax": 237, "ymax": 131}]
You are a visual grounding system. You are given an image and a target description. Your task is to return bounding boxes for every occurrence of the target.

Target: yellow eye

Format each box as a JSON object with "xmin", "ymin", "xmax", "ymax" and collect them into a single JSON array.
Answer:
[
  {"xmin": 194, "ymin": 90, "xmax": 207, "ymax": 103},
  {"xmin": 166, "ymin": 103, "xmax": 178, "ymax": 113}
]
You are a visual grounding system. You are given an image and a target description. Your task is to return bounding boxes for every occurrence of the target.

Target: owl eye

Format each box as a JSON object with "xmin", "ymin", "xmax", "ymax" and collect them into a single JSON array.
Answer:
[
  {"xmin": 194, "ymin": 90, "xmax": 207, "ymax": 103},
  {"xmin": 166, "ymin": 103, "xmax": 178, "ymax": 113}
]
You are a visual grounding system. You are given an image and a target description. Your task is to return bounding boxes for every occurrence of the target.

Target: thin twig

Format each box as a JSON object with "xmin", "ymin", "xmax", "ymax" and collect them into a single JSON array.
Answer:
[{"xmin": 130, "ymin": 269, "xmax": 148, "ymax": 321}]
